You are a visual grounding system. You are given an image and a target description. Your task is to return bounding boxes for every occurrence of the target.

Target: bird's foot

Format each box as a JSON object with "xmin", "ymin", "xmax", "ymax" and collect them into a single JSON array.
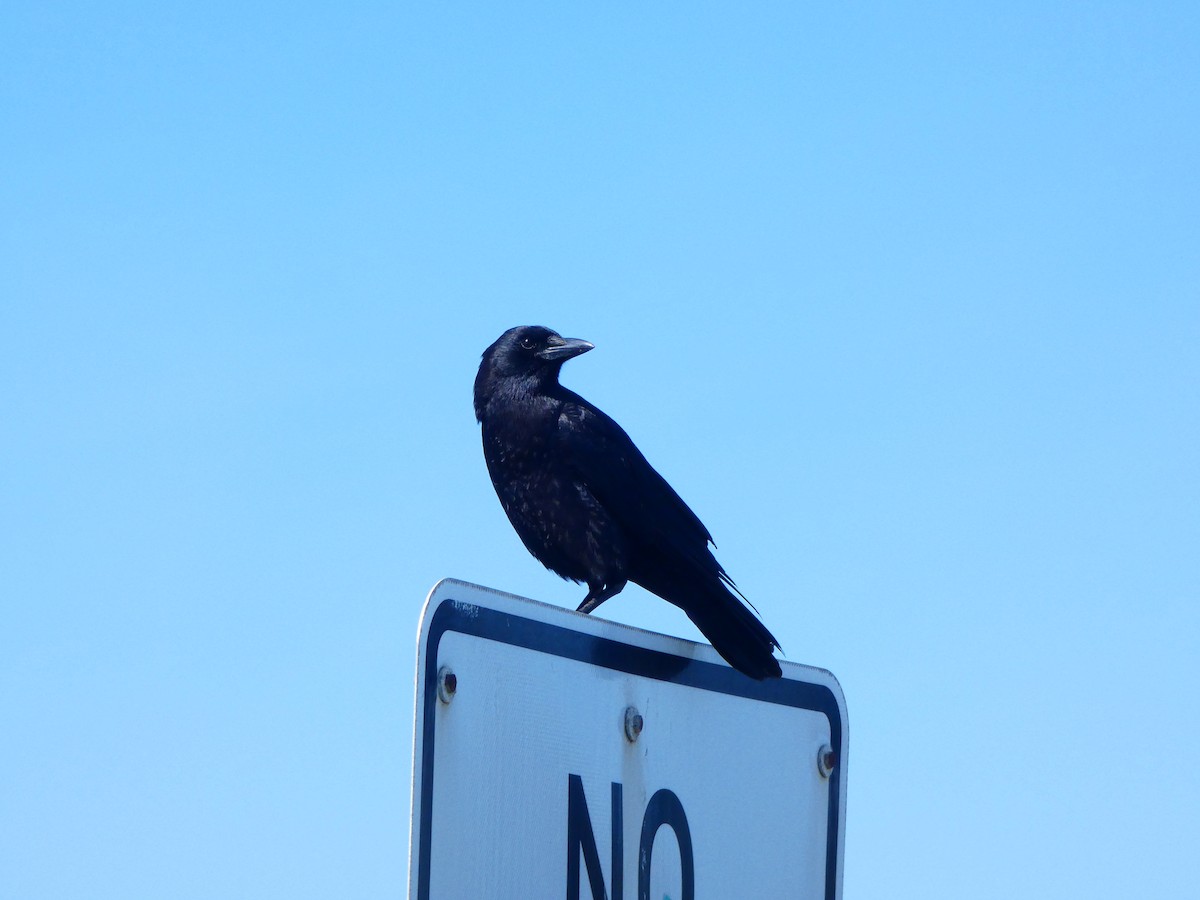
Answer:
[
  {"xmin": 577, "ymin": 579, "xmax": 626, "ymax": 615},
  {"xmin": 577, "ymin": 596, "xmax": 603, "ymax": 615}
]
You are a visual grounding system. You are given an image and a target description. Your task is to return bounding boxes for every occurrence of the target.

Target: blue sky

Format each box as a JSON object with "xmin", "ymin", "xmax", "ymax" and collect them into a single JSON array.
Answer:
[{"xmin": 2, "ymin": 2, "xmax": 1197, "ymax": 897}]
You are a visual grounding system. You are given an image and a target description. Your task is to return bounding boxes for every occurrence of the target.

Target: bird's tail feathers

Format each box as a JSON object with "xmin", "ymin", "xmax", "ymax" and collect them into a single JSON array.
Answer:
[
  {"xmin": 684, "ymin": 588, "xmax": 782, "ymax": 680},
  {"xmin": 718, "ymin": 568, "xmax": 762, "ymax": 615}
]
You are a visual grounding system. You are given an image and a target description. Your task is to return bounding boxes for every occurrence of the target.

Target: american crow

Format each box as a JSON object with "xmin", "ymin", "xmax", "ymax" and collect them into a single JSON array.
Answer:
[{"xmin": 474, "ymin": 325, "xmax": 782, "ymax": 679}]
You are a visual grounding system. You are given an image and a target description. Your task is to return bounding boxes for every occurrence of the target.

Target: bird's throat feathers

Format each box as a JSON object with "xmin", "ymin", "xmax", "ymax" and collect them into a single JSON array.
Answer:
[{"xmin": 475, "ymin": 368, "xmax": 568, "ymax": 424}]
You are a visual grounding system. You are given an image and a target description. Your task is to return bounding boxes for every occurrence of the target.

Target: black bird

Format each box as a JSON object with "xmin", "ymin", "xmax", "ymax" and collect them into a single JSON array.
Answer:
[{"xmin": 473, "ymin": 325, "xmax": 782, "ymax": 679}]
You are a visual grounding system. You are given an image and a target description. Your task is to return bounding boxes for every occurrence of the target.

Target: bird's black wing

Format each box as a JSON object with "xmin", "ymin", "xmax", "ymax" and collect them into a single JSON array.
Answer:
[
  {"xmin": 557, "ymin": 396, "xmax": 781, "ymax": 679},
  {"xmin": 555, "ymin": 399, "xmax": 729, "ymax": 582}
]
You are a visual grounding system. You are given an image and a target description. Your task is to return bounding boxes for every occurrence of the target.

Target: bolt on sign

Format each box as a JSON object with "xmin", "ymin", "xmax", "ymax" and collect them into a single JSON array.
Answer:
[{"xmin": 407, "ymin": 579, "xmax": 848, "ymax": 900}]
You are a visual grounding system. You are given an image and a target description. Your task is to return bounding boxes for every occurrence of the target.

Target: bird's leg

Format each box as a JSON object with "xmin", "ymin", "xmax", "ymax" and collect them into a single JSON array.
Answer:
[{"xmin": 577, "ymin": 578, "xmax": 627, "ymax": 615}]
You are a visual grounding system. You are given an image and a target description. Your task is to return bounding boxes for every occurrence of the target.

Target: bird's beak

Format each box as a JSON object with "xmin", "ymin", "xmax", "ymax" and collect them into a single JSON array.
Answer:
[{"xmin": 537, "ymin": 336, "xmax": 594, "ymax": 361}]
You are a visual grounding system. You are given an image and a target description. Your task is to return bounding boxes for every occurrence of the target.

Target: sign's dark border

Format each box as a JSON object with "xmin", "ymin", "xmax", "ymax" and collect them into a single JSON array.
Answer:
[{"xmin": 414, "ymin": 595, "xmax": 845, "ymax": 899}]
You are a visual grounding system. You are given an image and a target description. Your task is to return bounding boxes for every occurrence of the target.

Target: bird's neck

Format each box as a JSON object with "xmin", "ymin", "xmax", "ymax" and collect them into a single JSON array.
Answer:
[{"xmin": 481, "ymin": 374, "xmax": 567, "ymax": 418}]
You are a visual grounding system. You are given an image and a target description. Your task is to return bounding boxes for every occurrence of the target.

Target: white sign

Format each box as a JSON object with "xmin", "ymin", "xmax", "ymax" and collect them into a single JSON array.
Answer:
[{"xmin": 408, "ymin": 579, "xmax": 847, "ymax": 900}]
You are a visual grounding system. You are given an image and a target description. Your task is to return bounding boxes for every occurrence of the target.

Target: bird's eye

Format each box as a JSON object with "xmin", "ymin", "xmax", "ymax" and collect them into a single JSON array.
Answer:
[{"xmin": 520, "ymin": 337, "xmax": 536, "ymax": 350}]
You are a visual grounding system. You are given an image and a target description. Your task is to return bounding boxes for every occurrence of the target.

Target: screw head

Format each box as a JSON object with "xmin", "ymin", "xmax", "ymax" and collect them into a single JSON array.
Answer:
[
  {"xmin": 817, "ymin": 744, "xmax": 836, "ymax": 778},
  {"xmin": 437, "ymin": 666, "xmax": 457, "ymax": 704},
  {"xmin": 623, "ymin": 706, "xmax": 643, "ymax": 742}
]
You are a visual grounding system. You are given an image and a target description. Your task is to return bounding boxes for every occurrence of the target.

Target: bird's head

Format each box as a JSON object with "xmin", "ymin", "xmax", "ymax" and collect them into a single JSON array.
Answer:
[{"xmin": 474, "ymin": 326, "xmax": 594, "ymax": 417}]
